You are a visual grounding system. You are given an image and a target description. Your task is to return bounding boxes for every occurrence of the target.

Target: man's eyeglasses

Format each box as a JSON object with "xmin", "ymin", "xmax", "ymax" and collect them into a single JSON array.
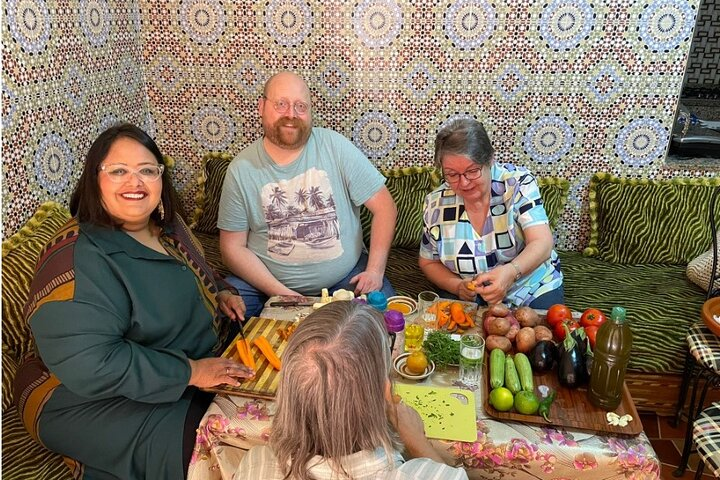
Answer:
[
  {"xmin": 100, "ymin": 164, "xmax": 165, "ymax": 183},
  {"xmin": 262, "ymin": 96, "xmax": 309, "ymax": 115},
  {"xmin": 444, "ymin": 167, "xmax": 483, "ymax": 183}
]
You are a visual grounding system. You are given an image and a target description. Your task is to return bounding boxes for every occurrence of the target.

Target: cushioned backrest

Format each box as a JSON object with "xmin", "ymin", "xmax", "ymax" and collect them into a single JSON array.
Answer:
[
  {"xmin": 190, "ymin": 152, "xmax": 233, "ymax": 234},
  {"xmin": 584, "ymin": 173, "xmax": 720, "ymax": 264},
  {"xmin": 2, "ymin": 202, "xmax": 71, "ymax": 361},
  {"xmin": 537, "ymin": 177, "xmax": 570, "ymax": 231},
  {"xmin": 360, "ymin": 167, "xmax": 441, "ymax": 248}
]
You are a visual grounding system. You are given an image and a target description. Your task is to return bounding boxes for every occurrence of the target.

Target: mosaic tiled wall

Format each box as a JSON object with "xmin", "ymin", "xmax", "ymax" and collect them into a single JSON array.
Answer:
[
  {"xmin": 3, "ymin": 0, "xmax": 718, "ymax": 251},
  {"xmin": 684, "ymin": 0, "xmax": 719, "ymax": 89}
]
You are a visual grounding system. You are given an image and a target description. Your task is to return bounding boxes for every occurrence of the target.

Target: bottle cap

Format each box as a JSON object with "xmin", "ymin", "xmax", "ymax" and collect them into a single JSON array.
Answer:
[
  {"xmin": 367, "ymin": 291, "xmax": 388, "ymax": 311},
  {"xmin": 611, "ymin": 306, "xmax": 626, "ymax": 323}
]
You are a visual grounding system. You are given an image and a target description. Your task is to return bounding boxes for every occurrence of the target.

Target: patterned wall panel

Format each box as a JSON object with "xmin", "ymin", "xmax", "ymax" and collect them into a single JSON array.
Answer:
[
  {"xmin": 2, "ymin": 0, "xmax": 150, "ymax": 236},
  {"xmin": 3, "ymin": 0, "xmax": 718, "ymax": 251},
  {"xmin": 684, "ymin": 0, "xmax": 719, "ymax": 89}
]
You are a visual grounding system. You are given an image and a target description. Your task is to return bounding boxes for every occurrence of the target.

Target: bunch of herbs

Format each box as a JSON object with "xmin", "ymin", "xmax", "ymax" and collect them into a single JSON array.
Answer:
[{"xmin": 423, "ymin": 331, "xmax": 460, "ymax": 368}]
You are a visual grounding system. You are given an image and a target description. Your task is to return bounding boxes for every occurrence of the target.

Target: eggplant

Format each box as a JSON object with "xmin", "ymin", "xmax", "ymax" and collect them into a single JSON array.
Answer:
[
  {"xmin": 558, "ymin": 324, "xmax": 588, "ymax": 388},
  {"xmin": 529, "ymin": 340, "xmax": 558, "ymax": 373}
]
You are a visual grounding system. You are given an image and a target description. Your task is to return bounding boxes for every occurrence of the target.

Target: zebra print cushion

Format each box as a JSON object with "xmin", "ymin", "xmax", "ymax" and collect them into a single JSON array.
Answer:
[
  {"xmin": 558, "ymin": 249, "xmax": 707, "ymax": 374},
  {"xmin": 2, "ymin": 202, "xmax": 73, "ymax": 480},
  {"xmin": 585, "ymin": 173, "xmax": 720, "ymax": 265},
  {"xmin": 190, "ymin": 152, "xmax": 233, "ymax": 234}
]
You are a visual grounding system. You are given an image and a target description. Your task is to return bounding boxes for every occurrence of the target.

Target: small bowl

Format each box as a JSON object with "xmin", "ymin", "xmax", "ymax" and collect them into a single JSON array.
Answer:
[
  {"xmin": 393, "ymin": 352, "xmax": 435, "ymax": 380},
  {"xmin": 387, "ymin": 296, "xmax": 418, "ymax": 316}
]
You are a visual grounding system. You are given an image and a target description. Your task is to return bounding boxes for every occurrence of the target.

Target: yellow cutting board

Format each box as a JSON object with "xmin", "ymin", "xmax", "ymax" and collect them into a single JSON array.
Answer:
[{"xmin": 393, "ymin": 384, "xmax": 477, "ymax": 442}]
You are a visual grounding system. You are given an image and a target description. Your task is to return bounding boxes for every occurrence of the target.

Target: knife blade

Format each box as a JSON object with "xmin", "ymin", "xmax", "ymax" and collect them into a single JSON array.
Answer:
[{"xmin": 269, "ymin": 301, "xmax": 316, "ymax": 307}]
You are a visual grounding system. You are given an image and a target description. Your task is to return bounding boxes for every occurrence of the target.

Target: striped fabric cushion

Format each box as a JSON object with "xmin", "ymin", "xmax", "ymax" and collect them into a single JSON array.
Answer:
[
  {"xmin": 537, "ymin": 177, "xmax": 570, "ymax": 231},
  {"xmin": 2, "ymin": 202, "xmax": 71, "ymax": 361},
  {"xmin": 190, "ymin": 152, "xmax": 233, "ymax": 234},
  {"xmin": 585, "ymin": 173, "xmax": 720, "ymax": 264},
  {"xmin": 687, "ymin": 323, "xmax": 720, "ymax": 374},
  {"xmin": 558, "ymin": 250, "xmax": 707, "ymax": 374},
  {"xmin": 2, "ymin": 202, "xmax": 74, "ymax": 480}
]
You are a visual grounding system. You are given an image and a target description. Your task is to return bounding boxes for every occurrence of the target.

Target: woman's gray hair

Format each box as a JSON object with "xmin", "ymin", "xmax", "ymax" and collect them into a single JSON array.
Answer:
[
  {"xmin": 434, "ymin": 118, "xmax": 495, "ymax": 169},
  {"xmin": 270, "ymin": 301, "xmax": 398, "ymax": 479}
]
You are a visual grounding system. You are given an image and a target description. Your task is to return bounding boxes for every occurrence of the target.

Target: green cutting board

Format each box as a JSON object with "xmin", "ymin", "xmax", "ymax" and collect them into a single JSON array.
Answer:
[{"xmin": 394, "ymin": 384, "xmax": 477, "ymax": 442}]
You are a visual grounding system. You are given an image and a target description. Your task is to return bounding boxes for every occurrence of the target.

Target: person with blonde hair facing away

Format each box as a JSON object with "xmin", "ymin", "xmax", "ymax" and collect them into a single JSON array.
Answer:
[{"xmin": 236, "ymin": 301, "xmax": 468, "ymax": 479}]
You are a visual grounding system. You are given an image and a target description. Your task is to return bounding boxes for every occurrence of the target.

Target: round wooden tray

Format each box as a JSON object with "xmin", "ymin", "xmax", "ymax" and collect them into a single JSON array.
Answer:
[{"xmin": 702, "ymin": 297, "xmax": 720, "ymax": 337}]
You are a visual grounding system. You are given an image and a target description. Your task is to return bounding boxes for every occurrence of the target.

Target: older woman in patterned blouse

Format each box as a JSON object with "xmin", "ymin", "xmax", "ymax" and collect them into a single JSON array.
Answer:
[{"xmin": 419, "ymin": 119, "xmax": 564, "ymax": 308}]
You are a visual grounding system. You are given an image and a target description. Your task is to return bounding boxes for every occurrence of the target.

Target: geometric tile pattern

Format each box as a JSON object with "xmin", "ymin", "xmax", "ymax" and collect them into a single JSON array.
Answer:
[{"xmin": 3, "ymin": 0, "xmax": 717, "ymax": 250}]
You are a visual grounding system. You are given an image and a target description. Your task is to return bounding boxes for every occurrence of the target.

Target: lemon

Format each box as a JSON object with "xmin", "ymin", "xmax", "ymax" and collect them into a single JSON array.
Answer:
[
  {"xmin": 489, "ymin": 387, "xmax": 514, "ymax": 412},
  {"xmin": 514, "ymin": 391, "xmax": 540, "ymax": 415},
  {"xmin": 406, "ymin": 351, "xmax": 428, "ymax": 374}
]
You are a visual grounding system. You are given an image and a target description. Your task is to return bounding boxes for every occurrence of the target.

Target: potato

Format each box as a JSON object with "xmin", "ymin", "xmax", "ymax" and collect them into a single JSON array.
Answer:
[
  {"xmin": 485, "ymin": 335, "xmax": 512, "ymax": 353},
  {"xmin": 516, "ymin": 327, "xmax": 537, "ymax": 353},
  {"xmin": 486, "ymin": 316, "xmax": 511, "ymax": 336},
  {"xmin": 514, "ymin": 306, "xmax": 539, "ymax": 328},
  {"xmin": 534, "ymin": 325, "xmax": 553, "ymax": 342},
  {"xmin": 505, "ymin": 314, "xmax": 520, "ymax": 341},
  {"xmin": 487, "ymin": 304, "xmax": 510, "ymax": 317}
]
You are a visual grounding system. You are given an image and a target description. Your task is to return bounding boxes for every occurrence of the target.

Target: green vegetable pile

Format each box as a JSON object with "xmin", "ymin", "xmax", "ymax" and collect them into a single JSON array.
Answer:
[{"xmin": 423, "ymin": 331, "xmax": 460, "ymax": 368}]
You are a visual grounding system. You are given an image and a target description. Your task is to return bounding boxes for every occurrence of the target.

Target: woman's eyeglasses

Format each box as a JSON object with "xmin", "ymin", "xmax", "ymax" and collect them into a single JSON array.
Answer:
[
  {"xmin": 262, "ymin": 96, "xmax": 309, "ymax": 115},
  {"xmin": 444, "ymin": 167, "xmax": 483, "ymax": 183},
  {"xmin": 100, "ymin": 164, "xmax": 165, "ymax": 183}
]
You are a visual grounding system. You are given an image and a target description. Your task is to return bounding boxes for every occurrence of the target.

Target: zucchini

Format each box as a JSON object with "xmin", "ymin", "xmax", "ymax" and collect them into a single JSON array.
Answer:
[
  {"xmin": 489, "ymin": 348, "xmax": 505, "ymax": 388},
  {"xmin": 504, "ymin": 355, "xmax": 522, "ymax": 394},
  {"xmin": 514, "ymin": 352, "xmax": 534, "ymax": 392}
]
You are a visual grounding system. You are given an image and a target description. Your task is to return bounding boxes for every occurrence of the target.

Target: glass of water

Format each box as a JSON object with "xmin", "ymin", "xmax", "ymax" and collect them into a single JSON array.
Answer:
[
  {"xmin": 417, "ymin": 291, "xmax": 439, "ymax": 329},
  {"xmin": 459, "ymin": 334, "xmax": 485, "ymax": 387}
]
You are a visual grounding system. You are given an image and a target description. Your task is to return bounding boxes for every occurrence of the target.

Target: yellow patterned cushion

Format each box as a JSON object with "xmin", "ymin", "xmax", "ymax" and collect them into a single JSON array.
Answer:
[
  {"xmin": 2, "ymin": 202, "xmax": 71, "ymax": 361},
  {"xmin": 687, "ymin": 233, "xmax": 719, "ymax": 291},
  {"xmin": 190, "ymin": 152, "xmax": 233, "ymax": 234},
  {"xmin": 584, "ymin": 173, "xmax": 720, "ymax": 264}
]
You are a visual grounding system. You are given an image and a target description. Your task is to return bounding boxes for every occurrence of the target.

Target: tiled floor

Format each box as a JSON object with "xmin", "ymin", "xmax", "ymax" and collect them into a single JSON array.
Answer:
[{"xmin": 642, "ymin": 413, "xmax": 715, "ymax": 479}]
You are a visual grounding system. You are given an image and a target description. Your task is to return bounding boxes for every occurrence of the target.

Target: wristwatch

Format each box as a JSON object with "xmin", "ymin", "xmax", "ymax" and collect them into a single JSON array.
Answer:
[{"xmin": 510, "ymin": 261, "xmax": 522, "ymax": 281}]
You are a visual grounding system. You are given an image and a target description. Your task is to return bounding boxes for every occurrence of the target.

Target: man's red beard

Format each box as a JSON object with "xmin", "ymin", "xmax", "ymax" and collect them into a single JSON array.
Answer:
[{"xmin": 264, "ymin": 117, "xmax": 312, "ymax": 150}]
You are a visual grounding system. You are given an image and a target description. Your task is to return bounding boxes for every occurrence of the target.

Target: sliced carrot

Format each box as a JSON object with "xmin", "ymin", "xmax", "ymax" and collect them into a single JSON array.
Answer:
[
  {"xmin": 450, "ymin": 302, "xmax": 466, "ymax": 325},
  {"xmin": 253, "ymin": 336, "xmax": 282, "ymax": 370},
  {"xmin": 437, "ymin": 309, "xmax": 450, "ymax": 327},
  {"xmin": 235, "ymin": 339, "xmax": 255, "ymax": 370},
  {"xmin": 464, "ymin": 312, "xmax": 476, "ymax": 328}
]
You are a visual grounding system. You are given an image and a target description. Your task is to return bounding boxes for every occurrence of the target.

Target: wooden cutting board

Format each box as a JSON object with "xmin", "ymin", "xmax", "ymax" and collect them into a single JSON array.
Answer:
[
  {"xmin": 204, "ymin": 316, "xmax": 294, "ymax": 399},
  {"xmin": 394, "ymin": 384, "xmax": 477, "ymax": 442}
]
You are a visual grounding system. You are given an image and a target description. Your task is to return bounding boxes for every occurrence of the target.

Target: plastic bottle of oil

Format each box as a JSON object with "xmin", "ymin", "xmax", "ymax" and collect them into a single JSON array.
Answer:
[{"xmin": 588, "ymin": 306, "xmax": 633, "ymax": 410}]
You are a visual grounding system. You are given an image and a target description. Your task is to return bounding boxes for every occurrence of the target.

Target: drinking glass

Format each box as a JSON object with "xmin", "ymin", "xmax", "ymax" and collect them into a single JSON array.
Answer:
[
  {"xmin": 459, "ymin": 334, "xmax": 485, "ymax": 387},
  {"xmin": 417, "ymin": 291, "xmax": 439, "ymax": 329}
]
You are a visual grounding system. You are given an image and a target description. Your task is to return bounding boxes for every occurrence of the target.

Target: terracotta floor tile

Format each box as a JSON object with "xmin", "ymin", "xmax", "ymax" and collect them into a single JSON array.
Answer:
[
  {"xmin": 653, "ymin": 438, "xmax": 683, "ymax": 465},
  {"xmin": 642, "ymin": 413, "xmax": 661, "ymax": 439},
  {"xmin": 660, "ymin": 415, "xmax": 691, "ymax": 439}
]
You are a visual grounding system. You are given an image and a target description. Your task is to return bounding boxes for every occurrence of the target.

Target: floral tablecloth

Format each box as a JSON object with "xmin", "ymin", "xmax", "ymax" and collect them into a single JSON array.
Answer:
[{"xmin": 187, "ymin": 298, "xmax": 661, "ymax": 480}]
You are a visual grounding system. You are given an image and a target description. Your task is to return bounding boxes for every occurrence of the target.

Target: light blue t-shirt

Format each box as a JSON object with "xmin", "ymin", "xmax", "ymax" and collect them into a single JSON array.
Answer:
[{"xmin": 218, "ymin": 127, "xmax": 385, "ymax": 294}]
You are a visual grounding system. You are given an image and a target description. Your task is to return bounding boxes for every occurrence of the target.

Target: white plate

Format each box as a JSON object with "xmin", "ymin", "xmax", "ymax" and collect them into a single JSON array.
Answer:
[{"xmin": 393, "ymin": 352, "xmax": 435, "ymax": 380}]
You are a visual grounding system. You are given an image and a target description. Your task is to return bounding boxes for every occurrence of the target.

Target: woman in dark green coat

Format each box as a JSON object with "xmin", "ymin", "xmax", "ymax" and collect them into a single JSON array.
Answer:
[{"xmin": 14, "ymin": 123, "xmax": 254, "ymax": 479}]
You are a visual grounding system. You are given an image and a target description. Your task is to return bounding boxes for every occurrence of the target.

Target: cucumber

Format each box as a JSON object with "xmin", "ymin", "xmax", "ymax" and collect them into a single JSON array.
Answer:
[
  {"xmin": 489, "ymin": 348, "xmax": 505, "ymax": 389},
  {"xmin": 504, "ymin": 355, "xmax": 522, "ymax": 394},
  {"xmin": 514, "ymin": 352, "xmax": 534, "ymax": 392}
]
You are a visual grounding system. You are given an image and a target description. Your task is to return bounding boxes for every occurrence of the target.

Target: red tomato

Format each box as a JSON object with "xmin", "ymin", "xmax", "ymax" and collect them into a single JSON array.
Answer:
[
  {"xmin": 546, "ymin": 304, "xmax": 573, "ymax": 328},
  {"xmin": 553, "ymin": 320, "xmax": 580, "ymax": 341},
  {"xmin": 585, "ymin": 325, "xmax": 599, "ymax": 349},
  {"xmin": 580, "ymin": 308, "xmax": 607, "ymax": 328}
]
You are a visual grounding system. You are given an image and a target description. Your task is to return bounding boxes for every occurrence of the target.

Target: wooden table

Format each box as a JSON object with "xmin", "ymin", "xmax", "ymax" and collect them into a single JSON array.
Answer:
[{"xmin": 187, "ymin": 297, "xmax": 661, "ymax": 480}]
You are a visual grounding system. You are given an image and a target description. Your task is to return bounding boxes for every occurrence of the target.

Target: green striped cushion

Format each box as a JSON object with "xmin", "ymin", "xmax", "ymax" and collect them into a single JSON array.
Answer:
[
  {"xmin": 190, "ymin": 153, "xmax": 233, "ymax": 234},
  {"xmin": 585, "ymin": 173, "xmax": 720, "ymax": 264},
  {"xmin": 2, "ymin": 202, "xmax": 71, "ymax": 361},
  {"xmin": 537, "ymin": 177, "xmax": 570, "ymax": 231},
  {"xmin": 559, "ymin": 250, "xmax": 707, "ymax": 374},
  {"xmin": 360, "ymin": 167, "xmax": 441, "ymax": 249}
]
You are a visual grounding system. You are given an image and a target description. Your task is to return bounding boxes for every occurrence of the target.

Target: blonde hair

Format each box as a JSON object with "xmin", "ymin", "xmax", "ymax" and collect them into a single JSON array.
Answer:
[{"xmin": 270, "ymin": 301, "xmax": 398, "ymax": 479}]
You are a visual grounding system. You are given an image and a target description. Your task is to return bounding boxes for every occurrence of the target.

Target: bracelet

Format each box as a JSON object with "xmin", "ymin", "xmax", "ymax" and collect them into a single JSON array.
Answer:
[{"xmin": 510, "ymin": 261, "xmax": 522, "ymax": 281}]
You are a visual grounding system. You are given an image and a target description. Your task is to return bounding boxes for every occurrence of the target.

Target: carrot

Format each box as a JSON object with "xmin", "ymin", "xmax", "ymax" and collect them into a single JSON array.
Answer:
[
  {"xmin": 437, "ymin": 308, "xmax": 450, "ymax": 327},
  {"xmin": 236, "ymin": 339, "xmax": 255, "ymax": 370},
  {"xmin": 464, "ymin": 312, "xmax": 476, "ymax": 328},
  {"xmin": 450, "ymin": 302, "xmax": 466, "ymax": 325},
  {"xmin": 253, "ymin": 336, "xmax": 282, "ymax": 370}
]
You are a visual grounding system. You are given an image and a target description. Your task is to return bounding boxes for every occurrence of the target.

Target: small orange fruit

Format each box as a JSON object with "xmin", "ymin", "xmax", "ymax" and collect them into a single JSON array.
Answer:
[{"xmin": 406, "ymin": 351, "xmax": 428, "ymax": 374}]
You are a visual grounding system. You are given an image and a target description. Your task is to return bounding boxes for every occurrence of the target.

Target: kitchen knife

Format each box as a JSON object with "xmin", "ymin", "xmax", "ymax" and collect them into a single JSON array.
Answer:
[{"xmin": 269, "ymin": 300, "xmax": 316, "ymax": 307}]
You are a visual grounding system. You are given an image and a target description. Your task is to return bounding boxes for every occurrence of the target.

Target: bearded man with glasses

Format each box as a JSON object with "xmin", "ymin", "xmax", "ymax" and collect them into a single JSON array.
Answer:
[
  {"xmin": 419, "ymin": 119, "xmax": 564, "ymax": 309},
  {"xmin": 218, "ymin": 71, "xmax": 397, "ymax": 317}
]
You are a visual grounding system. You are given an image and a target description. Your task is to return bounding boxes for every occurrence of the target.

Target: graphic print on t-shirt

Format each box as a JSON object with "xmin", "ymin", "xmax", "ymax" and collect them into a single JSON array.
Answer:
[{"xmin": 261, "ymin": 168, "xmax": 342, "ymax": 262}]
